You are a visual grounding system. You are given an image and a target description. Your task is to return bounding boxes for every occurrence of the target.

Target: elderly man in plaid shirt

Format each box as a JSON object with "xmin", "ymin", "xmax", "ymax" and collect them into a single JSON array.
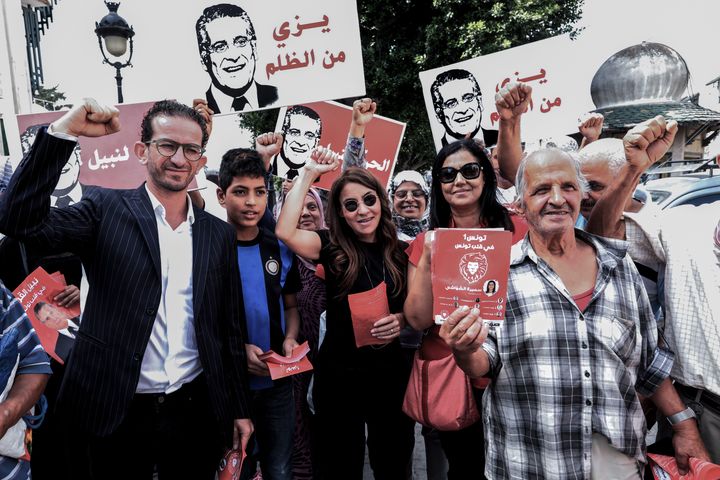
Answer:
[{"xmin": 439, "ymin": 124, "xmax": 708, "ymax": 479}]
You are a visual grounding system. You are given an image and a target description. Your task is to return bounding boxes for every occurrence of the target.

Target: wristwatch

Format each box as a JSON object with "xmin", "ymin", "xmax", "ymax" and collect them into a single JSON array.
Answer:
[{"xmin": 666, "ymin": 406, "xmax": 696, "ymax": 426}]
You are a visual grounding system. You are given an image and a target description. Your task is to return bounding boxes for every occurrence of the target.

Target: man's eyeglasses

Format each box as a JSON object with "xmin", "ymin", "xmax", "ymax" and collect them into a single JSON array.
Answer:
[
  {"xmin": 437, "ymin": 162, "xmax": 482, "ymax": 184},
  {"xmin": 393, "ymin": 189, "xmax": 425, "ymax": 200},
  {"xmin": 209, "ymin": 36, "xmax": 253, "ymax": 54},
  {"xmin": 342, "ymin": 193, "xmax": 378, "ymax": 213},
  {"xmin": 146, "ymin": 139, "xmax": 205, "ymax": 162},
  {"xmin": 443, "ymin": 93, "xmax": 480, "ymax": 110}
]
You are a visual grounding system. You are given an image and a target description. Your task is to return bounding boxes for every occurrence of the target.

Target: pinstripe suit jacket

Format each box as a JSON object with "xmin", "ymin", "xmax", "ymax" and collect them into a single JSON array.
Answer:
[{"xmin": 0, "ymin": 128, "xmax": 250, "ymax": 440}]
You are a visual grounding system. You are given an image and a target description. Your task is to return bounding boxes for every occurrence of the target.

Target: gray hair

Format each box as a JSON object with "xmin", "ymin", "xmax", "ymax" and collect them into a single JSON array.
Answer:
[
  {"xmin": 515, "ymin": 148, "xmax": 589, "ymax": 207},
  {"xmin": 577, "ymin": 138, "xmax": 625, "ymax": 175}
]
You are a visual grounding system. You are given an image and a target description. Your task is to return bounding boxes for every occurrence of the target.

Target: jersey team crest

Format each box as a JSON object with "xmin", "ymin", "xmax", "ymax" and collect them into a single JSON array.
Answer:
[{"xmin": 265, "ymin": 258, "xmax": 280, "ymax": 276}]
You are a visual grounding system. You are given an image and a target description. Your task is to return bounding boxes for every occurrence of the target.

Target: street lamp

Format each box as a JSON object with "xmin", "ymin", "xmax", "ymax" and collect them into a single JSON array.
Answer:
[{"xmin": 94, "ymin": 1, "xmax": 135, "ymax": 103}]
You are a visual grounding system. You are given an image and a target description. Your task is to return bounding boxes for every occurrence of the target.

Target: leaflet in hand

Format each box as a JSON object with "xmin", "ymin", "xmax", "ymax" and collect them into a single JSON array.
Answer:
[
  {"xmin": 12, "ymin": 267, "xmax": 79, "ymax": 364},
  {"xmin": 431, "ymin": 229, "xmax": 512, "ymax": 326},
  {"xmin": 258, "ymin": 341, "xmax": 313, "ymax": 380}
]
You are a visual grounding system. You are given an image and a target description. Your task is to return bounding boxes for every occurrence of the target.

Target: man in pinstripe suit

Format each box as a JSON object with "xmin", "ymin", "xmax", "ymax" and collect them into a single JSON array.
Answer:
[{"xmin": 0, "ymin": 98, "xmax": 253, "ymax": 479}]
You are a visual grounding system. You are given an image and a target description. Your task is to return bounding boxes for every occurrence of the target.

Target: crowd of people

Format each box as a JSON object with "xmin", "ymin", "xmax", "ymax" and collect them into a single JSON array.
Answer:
[{"xmin": 0, "ymin": 79, "xmax": 717, "ymax": 480}]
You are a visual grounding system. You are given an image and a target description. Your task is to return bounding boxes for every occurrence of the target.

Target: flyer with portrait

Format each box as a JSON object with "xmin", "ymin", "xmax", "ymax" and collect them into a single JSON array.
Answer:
[
  {"xmin": 431, "ymin": 228, "xmax": 512, "ymax": 327},
  {"xmin": 12, "ymin": 267, "xmax": 80, "ymax": 364}
]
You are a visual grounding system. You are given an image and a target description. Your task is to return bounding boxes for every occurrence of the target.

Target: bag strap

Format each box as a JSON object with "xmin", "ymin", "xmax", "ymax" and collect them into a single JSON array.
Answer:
[{"xmin": 22, "ymin": 394, "xmax": 47, "ymax": 429}]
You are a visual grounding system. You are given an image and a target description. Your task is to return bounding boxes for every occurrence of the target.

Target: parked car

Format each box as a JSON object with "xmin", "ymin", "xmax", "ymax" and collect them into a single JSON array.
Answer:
[{"xmin": 644, "ymin": 174, "xmax": 720, "ymax": 209}]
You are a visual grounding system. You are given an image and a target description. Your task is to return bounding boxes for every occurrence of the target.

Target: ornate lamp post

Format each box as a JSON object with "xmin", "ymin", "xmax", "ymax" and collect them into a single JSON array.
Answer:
[{"xmin": 94, "ymin": 1, "xmax": 135, "ymax": 103}]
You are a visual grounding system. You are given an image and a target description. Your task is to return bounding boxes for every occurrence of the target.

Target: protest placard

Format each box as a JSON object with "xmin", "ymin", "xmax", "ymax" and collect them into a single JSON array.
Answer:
[
  {"xmin": 419, "ymin": 34, "xmax": 594, "ymax": 152},
  {"xmin": 16, "ymin": 102, "xmax": 156, "ymax": 193},
  {"xmin": 272, "ymin": 100, "xmax": 404, "ymax": 190},
  {"xmin": 41, "ymin": 1, "xmax": 365, "ymax": 113}
]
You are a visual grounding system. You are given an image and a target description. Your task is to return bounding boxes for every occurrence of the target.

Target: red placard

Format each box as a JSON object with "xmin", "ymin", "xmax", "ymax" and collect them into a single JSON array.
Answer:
[
  {"xmin": 431, "ymin": 229, "xmax": 512, "ymax": 326},
  {"xmin": 17, "ymin": 102, "xmax": 156, "ymax": 190},
  {"xmin": 272, "ymin": 100, "xmax": 404, "ymax": 190}
]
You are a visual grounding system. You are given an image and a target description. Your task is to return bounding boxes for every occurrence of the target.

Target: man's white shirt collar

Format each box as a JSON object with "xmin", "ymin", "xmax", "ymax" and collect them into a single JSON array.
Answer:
[{"xmin": 144, "ymin": 184, "xmax": 195, "ymax": 227}]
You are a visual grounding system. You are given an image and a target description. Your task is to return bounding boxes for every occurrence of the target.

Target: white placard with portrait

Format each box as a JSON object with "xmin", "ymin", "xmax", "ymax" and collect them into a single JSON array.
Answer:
[
  {"xmin": 419, "ymin": 34, "xmax": 596, "ymax": 152},
  {"xmin": 39, "ymin": 0, "xmax": 365, "ymax": 114}
]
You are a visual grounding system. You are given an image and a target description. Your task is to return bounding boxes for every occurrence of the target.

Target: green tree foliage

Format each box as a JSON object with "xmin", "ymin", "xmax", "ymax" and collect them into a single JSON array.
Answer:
[
  {"xmin": 241, "ymin": 0, "xmax": 584, "ymax": 171},
  {"xmin": 33, "ymin": 85, "xmax": 69, "ymax": 111}
]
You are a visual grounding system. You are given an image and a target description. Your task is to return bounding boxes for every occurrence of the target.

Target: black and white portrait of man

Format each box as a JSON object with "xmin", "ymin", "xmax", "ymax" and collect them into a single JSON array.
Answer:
[
  {"xmin": 273, "ymin": 105, "xmax": 322, "ymax": 178},
  {"xmin": 196, "ymin": 3, "xmax": 278, "ymax": 114},
  {"xmin": 430, "ymin": 68, "xmax": 498, "ymax": 148},
  {"xmin": 21, "ymin": 124, "xmax": 84, "ymax": 207}
]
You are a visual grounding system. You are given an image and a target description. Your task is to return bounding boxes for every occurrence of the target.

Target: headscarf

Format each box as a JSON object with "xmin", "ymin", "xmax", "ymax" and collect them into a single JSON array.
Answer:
[
  {"xmin": 389, "ymin": 170, "xmax": 430, "ymax": 240},
  {"xmin": 298, "ymin": 187, "xmax": 326, "ymax": 271}
]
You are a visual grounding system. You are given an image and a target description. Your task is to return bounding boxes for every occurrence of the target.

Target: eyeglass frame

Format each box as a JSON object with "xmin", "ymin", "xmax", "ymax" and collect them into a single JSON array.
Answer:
[
  {"xmin": 342, "ymin": 192, "xmax": 378, "ymax": 213},
  {"xmin": 436, "ymin": 162, "xmax": 482, "ymax": 184},
  {"xmin": 145, "ymin": 139, "xmax": 205, "ymax": 162}
]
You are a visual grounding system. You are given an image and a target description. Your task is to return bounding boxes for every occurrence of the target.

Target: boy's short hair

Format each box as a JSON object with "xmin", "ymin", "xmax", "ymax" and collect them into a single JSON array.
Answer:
[{"xmin": 218, "ymin": 148, "xmax": 266, "ymax": 191}]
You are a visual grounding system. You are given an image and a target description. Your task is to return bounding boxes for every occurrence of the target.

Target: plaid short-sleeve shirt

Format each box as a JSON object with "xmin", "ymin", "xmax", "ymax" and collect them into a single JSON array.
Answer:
[{"xmin": 481, "ymin": 230, "xmax": 673, "ymax": 479}]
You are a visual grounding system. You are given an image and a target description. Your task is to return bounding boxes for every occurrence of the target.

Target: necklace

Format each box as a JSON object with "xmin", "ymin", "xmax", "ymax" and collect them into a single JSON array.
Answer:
[{"xmin": 363, "ymin": 261, "xmax": 386, "ymax": 288}]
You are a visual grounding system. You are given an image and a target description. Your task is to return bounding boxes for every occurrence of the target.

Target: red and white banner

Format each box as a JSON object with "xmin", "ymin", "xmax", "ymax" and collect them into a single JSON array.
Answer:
[
  {"xmin": 272, "ymin": 100, "xmax": 405, "ymax": 190},
  {"xmin": 17, "ymin": 102, "xmax": 156, "ymax": 190}
]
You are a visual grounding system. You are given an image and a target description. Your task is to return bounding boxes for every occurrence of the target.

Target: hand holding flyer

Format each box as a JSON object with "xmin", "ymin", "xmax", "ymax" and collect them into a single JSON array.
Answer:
[
  {"xmin": 431, "ymin": 229, "xmax": 512, "ymax": 326},
  {"xmin": 347, "ymin": 282, "xmax": 392, "ymax": 347},
  {"xmin": 257, "ymin": 341, "xmax": 313, "ymax": 380},
  {"xmin": 12, "ymin": 267, "xmax": 80, "ymax": 364}
]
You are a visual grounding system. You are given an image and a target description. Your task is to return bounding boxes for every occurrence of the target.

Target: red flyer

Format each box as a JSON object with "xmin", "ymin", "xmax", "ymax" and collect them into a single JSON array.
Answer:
[
  {"xmin": 217, "ymin": 447, "xmax": 246, "ymax": 480},
  {"xmin": 431, "ymin": 229, "xmax": 512, "ymax": 326},
  {"xmin": 257, "ymin": 341, "xmax": 314, "ymax": 380},
  {"xmin": 347, "ymin": 281, "xmax": 391, "ymax": 347},
  {"xmin": 648, "ymin": 453, "xmax": 720, "ymax": 479},
  {"xmin": 12, "ymin": 267, "xmax": 79, "ymax": 364}
]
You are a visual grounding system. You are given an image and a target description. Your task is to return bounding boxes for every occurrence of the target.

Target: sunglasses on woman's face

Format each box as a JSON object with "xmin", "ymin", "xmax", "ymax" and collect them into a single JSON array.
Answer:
[
  {"xmin": 342, "ymin": 193, "xmax": 378, "ymax": 213},
  {"xmin": 437, "ymin": 162, "xmax": 482, "ymax": 184}
]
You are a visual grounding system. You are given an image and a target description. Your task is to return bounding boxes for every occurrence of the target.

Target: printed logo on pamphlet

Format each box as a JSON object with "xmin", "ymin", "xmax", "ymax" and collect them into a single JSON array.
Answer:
[{"xmin": 459, "ymin": 252, "xmax": 487, "ymax": 284}]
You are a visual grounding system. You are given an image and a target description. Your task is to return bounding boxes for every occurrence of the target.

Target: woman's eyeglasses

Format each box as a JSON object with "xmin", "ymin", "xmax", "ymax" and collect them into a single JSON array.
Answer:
[
  {"xmin": 393, "ymin": 189, "xmax": 425, "ymax": 200},
  {"xmin": 342, "ymin": 193, "xmax": 378, "ymax": 212},
  {"xmin": 437, "ymin": 162, "xmax": 482, "ymax": 184}
]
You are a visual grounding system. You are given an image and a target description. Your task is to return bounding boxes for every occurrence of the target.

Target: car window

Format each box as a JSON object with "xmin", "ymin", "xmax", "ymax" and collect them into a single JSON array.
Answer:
[
  {"xmin": 648, "ymin": 190, "xmax": 671, "ymax": 204},
  {"xmin": 669, "ymin": 192, "xmax": 720, "ymax": 208}
]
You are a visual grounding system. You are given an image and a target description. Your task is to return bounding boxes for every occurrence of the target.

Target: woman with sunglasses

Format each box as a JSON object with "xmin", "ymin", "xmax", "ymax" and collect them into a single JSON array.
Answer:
[
  {"xmin": 403, "ymin": 138, "xmax": 528, "ymax": 479},
  {"xmin": 276, "ymin": 149, "xmax": 415, "ymax": 480}
]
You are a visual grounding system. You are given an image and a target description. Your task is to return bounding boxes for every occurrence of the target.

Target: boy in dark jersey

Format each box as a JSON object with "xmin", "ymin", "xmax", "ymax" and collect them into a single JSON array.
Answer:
[{"xmin": 217, "ymin": 149, "xmax": 301, "ymax": 480}]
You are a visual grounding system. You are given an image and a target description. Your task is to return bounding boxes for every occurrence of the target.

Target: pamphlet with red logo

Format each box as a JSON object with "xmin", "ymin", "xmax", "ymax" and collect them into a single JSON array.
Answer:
[
  {"xmin": 217, "ymin": 447, "xmax": 247, "ymax": 480},
  {"xmin": 346, "ymin": 281, "xmax": 391, "ymax": 347},
  {"xmin": 431, "ymin": 229, "xmax": 512, "ymax": 326},
  {"xmin": 12, "ymin": 267, "xmax": 80, "ymax": 364},
  {"xmin": 648, "ymin": 453, "xmax": 720, "ymax": 480},
  {"xmin": 257, "ymin": 341, "xmax": 313, "ymax": 380}
]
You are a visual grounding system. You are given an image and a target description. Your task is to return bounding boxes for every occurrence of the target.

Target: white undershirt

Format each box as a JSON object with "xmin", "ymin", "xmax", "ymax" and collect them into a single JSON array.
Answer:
[{"xmin": 136, "ymin": 185, "xmax": 201, "ymax": 394}]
